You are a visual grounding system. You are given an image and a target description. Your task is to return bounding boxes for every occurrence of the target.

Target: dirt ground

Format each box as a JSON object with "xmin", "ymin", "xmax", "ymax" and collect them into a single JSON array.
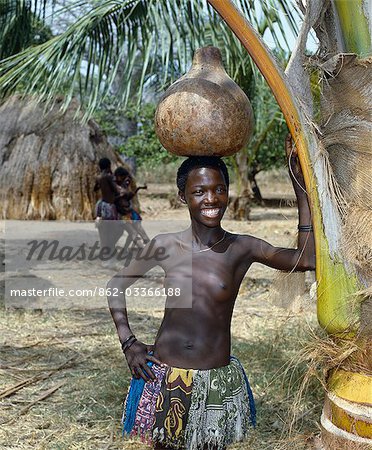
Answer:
[{"xmin": 0, "ymin": 172, "xmax": 323, "ymax": 450}]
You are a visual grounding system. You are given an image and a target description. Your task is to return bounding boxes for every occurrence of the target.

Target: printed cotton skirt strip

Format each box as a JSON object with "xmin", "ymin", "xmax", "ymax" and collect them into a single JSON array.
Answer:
[
  {"xmin": 95, "ymin": 200, "xmax": 119, "ymax": 220},
  {"xmin": 122, "ymin": 356, "xmax": 256, "ymax": 450}
]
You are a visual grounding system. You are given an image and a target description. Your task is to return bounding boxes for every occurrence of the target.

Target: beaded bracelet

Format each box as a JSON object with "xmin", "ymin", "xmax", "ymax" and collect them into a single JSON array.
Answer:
[
  {"xmin": 123, "ymin": 337, "xmax": 137, "ymax": 353},
  {"xmin": 298, "ymin": 225, "xmax": 313, "ymax": 232},
  {"xmin": 121, "ymin": 334, "xmax": 135, "ymax": 351}
]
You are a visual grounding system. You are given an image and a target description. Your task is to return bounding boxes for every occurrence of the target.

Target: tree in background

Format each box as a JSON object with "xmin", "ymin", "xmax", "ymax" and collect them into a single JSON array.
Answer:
[
  {"xmin": 229, "ymin": 69, "xmax": 288, "ymax": 218},
  {"xmin": 95, "ymin": 101, "xmax": 179, "ymax": 168},
  {"xmin": 0, "ymin": 1, "xmax": 298, "ymax": 113},
  {"xmin": 0, "ymin": 0, "xmax": 52, "ymax": 59},
  {"xmin": 246, "ymin": 74, "xmax": 288, "ymax": 202}
]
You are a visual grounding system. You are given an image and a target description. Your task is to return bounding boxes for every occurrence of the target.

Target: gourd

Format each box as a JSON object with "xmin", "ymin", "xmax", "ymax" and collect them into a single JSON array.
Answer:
[{"xmin": 155, "ymin": 46, "xmax": 254, "ymax": 157}]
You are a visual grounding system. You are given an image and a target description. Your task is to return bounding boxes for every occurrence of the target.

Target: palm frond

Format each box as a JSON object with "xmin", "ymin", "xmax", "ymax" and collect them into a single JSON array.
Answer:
[
  {"xmin": 0, "ymin": 0, "xmax": 300, "ymax": 117},
  {"xmin": 0, "ymin": 0, "xmax": 54, "ymax": 58}
]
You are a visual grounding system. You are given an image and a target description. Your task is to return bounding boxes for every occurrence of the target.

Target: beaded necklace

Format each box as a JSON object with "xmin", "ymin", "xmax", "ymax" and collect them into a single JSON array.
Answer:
[{"xmin": 179, "ymin": 230, "xmax": 227, "ymax": 253}]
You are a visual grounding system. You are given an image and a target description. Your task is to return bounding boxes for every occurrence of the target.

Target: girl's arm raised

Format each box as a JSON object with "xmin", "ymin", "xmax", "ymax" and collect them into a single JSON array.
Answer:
[{"xmin": 248, "ymin": 135, "xmax": 315, "ymax": 272}]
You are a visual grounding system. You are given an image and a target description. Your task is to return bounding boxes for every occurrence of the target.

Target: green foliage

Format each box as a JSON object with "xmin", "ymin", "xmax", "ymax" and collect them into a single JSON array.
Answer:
[
  {"xmin": 119, "ymin": 103, "xmax": 180, "ymax": 166},
  {"xmin": 0, "ymin": 1, "xmax": 52, "ymax": 59},
  {"xmin": 95, "ymin": 101, "xmax": 181, "ymax": 167},
  {"xmin": 247, "ymin": 73, "xmax": 288, "ymax": 177},
  {"xmin": 0, "ymin": 0, "xmax": 300, "ymax": 117},
  {"xmin": 94, "ymin": 98, "xmax": 123, "ymax": 137}
]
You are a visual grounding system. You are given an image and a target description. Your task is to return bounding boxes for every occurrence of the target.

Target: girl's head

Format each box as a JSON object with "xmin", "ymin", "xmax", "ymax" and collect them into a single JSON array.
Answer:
[
  {"xmin": 114, "ymin": 166, "xmax": 131, "ymax": 185},
  {"xmin": 177, "ymin": 157, "xmax": 229, "ymax": 226},
  {"xmin": 176, "ymin": 156, "xmax": 229, "ymax": 193}
]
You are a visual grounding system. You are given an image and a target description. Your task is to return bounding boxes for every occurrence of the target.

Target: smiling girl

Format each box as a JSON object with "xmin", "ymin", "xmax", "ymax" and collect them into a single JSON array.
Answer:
[{"xmin": 107, "ymin": 136, "xmax": 315, "ymax": 450}]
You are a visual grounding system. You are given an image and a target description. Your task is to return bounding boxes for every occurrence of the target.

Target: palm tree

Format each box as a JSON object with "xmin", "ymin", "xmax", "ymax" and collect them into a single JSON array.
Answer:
[
  {"xmin": 206, "ymin": 1, "xmax": 371, "ymax": 448},
  {"xmin": 0, "ymin": 1, "xmax": 298, "ymax": 113},
  {"xmin": 1, "ymin": 1, "xmax": 371, "ymax": 448},
  {"xmin": 0, "ymin": 0, "xmax": 297, "ymax": 220}
]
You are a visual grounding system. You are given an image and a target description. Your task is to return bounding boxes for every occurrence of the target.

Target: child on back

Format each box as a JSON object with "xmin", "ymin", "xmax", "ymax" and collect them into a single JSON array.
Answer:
[
  {"xmin": 114, "ymin": 166, "xmax": 150, "ymax": 247},
  {"xmin": 94, "ymin": 158, "xmax": 125, "ymax": 262}
]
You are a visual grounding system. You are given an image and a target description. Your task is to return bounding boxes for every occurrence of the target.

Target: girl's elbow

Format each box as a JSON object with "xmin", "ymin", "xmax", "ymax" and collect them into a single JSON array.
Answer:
[
  {"xmin": 297, "ymin": 256, "xmax": 316, "ymax": 271},
  {"xmin": 106, "ymin": 277, "xmax": 124, "ymax": 308}
]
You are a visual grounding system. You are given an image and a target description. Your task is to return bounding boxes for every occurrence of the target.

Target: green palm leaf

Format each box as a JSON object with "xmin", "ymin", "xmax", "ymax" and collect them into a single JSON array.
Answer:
[
  {"xmin": 0, "ymin": 0, "xmax": 53, "ymax": 58},
  {"xmin": 0, "ymin": 0, "xmax": 299, "ymax": 117}
]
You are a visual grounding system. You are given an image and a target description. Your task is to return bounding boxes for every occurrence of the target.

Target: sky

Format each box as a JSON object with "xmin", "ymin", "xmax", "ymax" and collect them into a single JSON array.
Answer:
[
  {"xmin": 46, "ymin": 1, "xmax": 319, "ymax": 54},
  {"xmin": 265, "ymin": 20, "xmax": 319, "ymax": 54},
  {"xmin": 257, "ymin": 1, "xmax": 319, "ymax": 53}
]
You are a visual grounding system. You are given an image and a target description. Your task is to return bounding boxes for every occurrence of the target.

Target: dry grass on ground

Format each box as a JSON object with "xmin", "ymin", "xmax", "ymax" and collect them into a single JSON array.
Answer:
[{"xmin": 0, "ymin": 305, "xmax": 323, "ymax": 450}]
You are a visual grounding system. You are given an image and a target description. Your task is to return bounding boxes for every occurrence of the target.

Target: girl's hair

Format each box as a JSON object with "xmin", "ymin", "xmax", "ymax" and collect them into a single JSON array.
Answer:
[
  {"xmin": 114, "ymin": 166, "xmax": 130, "ymax": 178},
  {"xmin": 98, "ymin": 157, "xmax": 111, "ymax": 170},
  {"xmin": 176, "ymin": 156, "xmax": 229, "ymax": 192}
]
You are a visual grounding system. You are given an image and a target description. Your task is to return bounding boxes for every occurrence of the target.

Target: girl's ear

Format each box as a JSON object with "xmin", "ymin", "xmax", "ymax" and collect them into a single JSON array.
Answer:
[{"xmin": 178, "ymin": 190, "xmax": 187, "ymax": 204}]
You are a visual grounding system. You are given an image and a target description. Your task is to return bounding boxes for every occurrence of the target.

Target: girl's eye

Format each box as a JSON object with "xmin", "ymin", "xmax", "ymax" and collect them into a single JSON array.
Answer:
[{"xmin": 217, "ymin": 187, "xmax": 226, "ymax": 193}]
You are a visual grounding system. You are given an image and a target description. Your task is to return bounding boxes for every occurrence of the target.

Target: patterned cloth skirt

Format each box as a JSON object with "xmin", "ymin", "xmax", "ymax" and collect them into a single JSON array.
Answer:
[
  {"xmin": 122, "ymin": 357, "xmax": 256, "ymax": 449},
  {"xmin": 95, "ymin": 200, "xmax": 119, "ymax": 220},
  {"xmin": 121, "ymin": 208, "xmax": 142, "ymax": 221}
]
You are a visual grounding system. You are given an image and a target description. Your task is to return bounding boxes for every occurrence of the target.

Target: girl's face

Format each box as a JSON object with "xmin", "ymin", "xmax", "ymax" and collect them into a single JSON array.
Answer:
[
  {"xmin": 116, "ymin": 175, "xmax": 130, "ymax": 186},
  {"xmin": 180, "ymin": 167, "xmax": 228, "ymax": 227}
]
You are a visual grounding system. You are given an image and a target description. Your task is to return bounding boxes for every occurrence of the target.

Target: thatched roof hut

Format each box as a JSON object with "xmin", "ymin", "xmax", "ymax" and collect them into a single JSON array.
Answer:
[{"xmin": 0, "ymin": 96, "xmax": 126, "ymax": 220}]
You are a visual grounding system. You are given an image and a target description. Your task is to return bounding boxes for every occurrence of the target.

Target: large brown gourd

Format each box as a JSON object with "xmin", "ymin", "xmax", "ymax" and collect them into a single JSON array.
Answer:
[{"xmin": 155, "ymin": 46, "xmax": 254, "ymax": 157}]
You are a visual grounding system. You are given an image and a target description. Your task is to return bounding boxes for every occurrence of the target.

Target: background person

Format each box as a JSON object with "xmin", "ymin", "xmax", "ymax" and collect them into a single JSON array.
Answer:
[
  {"xmin": 114, "ymin": 166, "xmax": 150, "ymax": 249},
  {"xmin": 94, "ymin": 158, "xmax": 125, "ymax": 266}
]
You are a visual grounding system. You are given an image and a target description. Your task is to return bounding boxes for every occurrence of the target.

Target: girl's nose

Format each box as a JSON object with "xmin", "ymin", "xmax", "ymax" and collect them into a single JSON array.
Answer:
[{"xmin": 205, "ymin": 191, "xmax": 217, "ymax": 203}]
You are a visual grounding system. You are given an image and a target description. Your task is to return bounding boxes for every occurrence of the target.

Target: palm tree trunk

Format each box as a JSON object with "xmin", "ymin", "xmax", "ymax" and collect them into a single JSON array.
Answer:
[
  {"xmin": 207, "ymin": 0, "xmax": 371, "ymax": 447},
  {"xmin": 315, "ymin": 2, "xmax": 372, "ymax": 447}
]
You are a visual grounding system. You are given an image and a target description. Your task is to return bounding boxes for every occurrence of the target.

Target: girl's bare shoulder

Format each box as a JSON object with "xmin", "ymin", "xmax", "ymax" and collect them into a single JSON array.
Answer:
[
  {"xmin": 150, "ymin": 231, "xmax": 184, "ymax": 247},
  {"xmin": 229, "ymin": 233, "xmax": 266, "ymax": 257}
]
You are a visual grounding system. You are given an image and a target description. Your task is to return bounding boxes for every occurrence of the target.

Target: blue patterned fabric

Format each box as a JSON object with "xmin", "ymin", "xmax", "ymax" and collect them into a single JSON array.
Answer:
[
  {"xmin": 232, "ymin": 356, "xmax": 257, "ymax": 427},
  {"xmin": 122, "ymin": 361, "xmax": 154, "ymax": 435}
]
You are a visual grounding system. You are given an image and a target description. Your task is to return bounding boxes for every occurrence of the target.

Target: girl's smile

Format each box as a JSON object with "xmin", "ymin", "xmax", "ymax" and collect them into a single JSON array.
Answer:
[
  {"xmin": 200, "ymin": 208, "xmax": 222, "ymax": 218},
  {"xmin": 180, "ymin": 167, "xmax": 228, "ymax": 226}
]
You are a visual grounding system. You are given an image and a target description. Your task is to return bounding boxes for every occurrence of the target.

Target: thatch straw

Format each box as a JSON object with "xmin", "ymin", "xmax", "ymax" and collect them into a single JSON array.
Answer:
[
  {"xmin": 273, "ymin": 320, "xmax": 371, "ymax": 449},
  {"xmin": 341, "ymin": 207, "xmax": 372, "ymax": 280}
]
